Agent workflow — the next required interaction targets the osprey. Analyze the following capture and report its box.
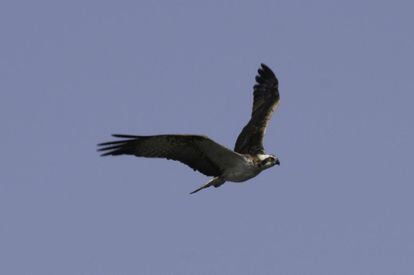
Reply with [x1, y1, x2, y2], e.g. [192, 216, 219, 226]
[98, 64, 281, 194]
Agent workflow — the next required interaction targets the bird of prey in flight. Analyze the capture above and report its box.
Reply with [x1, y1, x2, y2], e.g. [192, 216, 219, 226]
[98, 63, 281, 194]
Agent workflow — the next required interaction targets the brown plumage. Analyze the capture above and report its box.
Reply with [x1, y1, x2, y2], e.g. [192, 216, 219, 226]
[98, 134, 243, 177]
[234, 64, 280, 155]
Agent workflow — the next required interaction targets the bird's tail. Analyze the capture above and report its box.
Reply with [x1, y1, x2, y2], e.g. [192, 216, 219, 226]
[190, 177, 225, 194]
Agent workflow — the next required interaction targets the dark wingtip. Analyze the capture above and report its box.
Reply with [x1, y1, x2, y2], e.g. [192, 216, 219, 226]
[97, 134, 138, 157]
[260, 63, 269, 69]
[112, 134, 141, 138]
[98, 140, 125, 146]
[97, 145, 115, 157]
[97, 145, 122, 157]
[257, 63, 278, 86]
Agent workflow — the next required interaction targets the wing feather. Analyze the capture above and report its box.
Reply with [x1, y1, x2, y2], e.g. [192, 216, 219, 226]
[234, 64, 280, 155]
[98, 134, 242, 177]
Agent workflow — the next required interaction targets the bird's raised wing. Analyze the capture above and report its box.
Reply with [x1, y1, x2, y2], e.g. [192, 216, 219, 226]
[98, 134, 243, 177]
[234, 64, 280, 155]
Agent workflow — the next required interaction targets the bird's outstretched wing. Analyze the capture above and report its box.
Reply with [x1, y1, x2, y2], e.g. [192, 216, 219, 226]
[234, 64, 280, 155]
[98, 134, 243, 177]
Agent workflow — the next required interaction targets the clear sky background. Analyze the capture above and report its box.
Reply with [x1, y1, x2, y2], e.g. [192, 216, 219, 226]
[1, 0, 413, 274]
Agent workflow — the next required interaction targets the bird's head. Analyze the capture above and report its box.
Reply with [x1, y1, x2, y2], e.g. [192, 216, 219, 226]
[258, 154, 280, 169]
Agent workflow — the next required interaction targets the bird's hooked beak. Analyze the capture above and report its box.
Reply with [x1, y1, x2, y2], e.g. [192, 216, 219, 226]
[275, 158, 280, 166]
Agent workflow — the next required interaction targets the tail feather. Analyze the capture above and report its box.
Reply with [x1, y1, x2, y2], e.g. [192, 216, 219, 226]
[190, 185, 209, 194]
[190, 177, 225, 194]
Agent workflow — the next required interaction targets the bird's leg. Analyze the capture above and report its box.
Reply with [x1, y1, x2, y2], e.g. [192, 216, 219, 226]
[190, 177, 225, 194]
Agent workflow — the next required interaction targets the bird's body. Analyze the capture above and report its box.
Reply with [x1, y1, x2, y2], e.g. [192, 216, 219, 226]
[98, 64, 281, 194]
[222, 155, 259, 182]
[221, 154, 274, 182]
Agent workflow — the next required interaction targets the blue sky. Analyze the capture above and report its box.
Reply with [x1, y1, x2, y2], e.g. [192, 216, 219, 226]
[1, 0, 413, 274]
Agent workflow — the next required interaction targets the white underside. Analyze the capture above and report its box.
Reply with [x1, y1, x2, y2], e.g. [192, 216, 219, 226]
[221, 156, 261, 182]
